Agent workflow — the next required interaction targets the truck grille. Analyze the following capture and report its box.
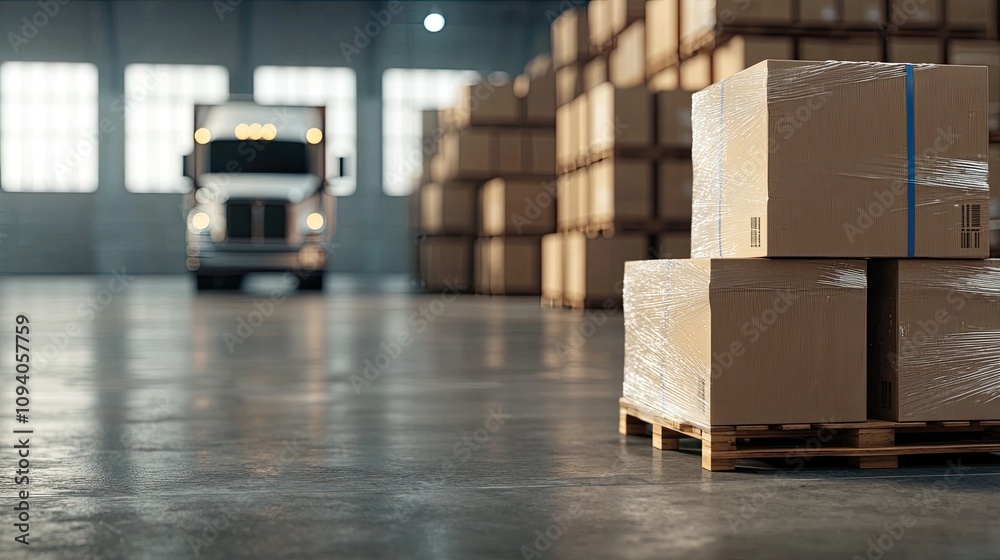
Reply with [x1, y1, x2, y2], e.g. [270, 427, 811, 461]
[226, 202, 288, 241]
[263, 204, 288, 240]
[227, 203, 253, 239]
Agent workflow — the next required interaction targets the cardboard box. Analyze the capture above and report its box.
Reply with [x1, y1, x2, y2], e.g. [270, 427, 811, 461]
[692, 60, 990, 258]
[990, 145, 1000, 220]
[557, 168, 590, 231]
[529, 129, 556, 176]
[565, 232, 648, 304]
[419, 236, 474, 292]
[609, 20, 646, 88]
[487, 236, 543, 295]
[541, 233, 564, 304]
[654, 232, 691, 258]
[553, 8, 590, 69]
[585, 55, 609, 92]
[525, 60, 556, 123]
[455, 81, 522, 127]
[497, 129, 524, 175]
[574, 93, 590, 163]
[798, 37, 882, 62]
[870, 260, 1000, 421]
[481, 177, 557, 236]
[646, 0, 680, 74]
[658, 160, 693, 222]
[713, 36, 794, 82]
[589, 83, 654, 155]
[556, 103, 573, 169]
[949, 40, 1000, 131]
[474, 237, 491, 295]
[433, 128, 493, 183]
[681, 0, 794, 49]
[623, 258, 868, 428]
[888, 38, 943, 64]
[948, 0, 995, 34]
[843, 0, 883, 26]
[573, 165, 590, 230]
[557, 173, 573, 231]
[589, 158, 654, 225]
[657, 90, 693, 148]
[799, 0, 840, 23]
[420, 182, 478, 235]
[679, 52, 711, 91]
[889, 0, 939, 27]
[556, 64, 583, 107]
[589, 0, 613, 53]
[611, 0, 646, 36]
[649, 67, 680, 92]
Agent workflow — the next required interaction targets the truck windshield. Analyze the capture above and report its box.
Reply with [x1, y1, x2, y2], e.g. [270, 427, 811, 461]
[208, 140, 309, 174]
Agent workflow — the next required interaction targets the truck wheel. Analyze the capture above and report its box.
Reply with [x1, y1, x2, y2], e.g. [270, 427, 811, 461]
[298, 273, 324, 291]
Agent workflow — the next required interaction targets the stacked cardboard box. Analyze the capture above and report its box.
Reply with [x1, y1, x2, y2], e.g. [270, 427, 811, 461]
[624, 60, 995, 433]
[547, 5, 696, 309]
[415, 60, 556, 293]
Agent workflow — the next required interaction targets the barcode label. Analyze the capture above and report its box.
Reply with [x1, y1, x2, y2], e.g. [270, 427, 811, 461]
[750, 216, 761, 248]
[881, 381, 892, 411]
[961, 204, 982, 249]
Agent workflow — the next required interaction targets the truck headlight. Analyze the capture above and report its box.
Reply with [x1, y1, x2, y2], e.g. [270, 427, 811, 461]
[306, 212, 325, 231]
[190, 211, 211, 232]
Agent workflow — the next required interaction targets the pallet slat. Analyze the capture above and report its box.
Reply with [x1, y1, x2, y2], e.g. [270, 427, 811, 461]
[619, 398, 1000, 472]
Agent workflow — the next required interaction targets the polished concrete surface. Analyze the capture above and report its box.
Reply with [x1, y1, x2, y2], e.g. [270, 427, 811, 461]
[1, 275, 1000, 560]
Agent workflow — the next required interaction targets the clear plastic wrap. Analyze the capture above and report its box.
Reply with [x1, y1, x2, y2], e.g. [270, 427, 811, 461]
[691, 60, 990, 259]
[872, 259, 1000, 422]
[623, 258, 868, 429]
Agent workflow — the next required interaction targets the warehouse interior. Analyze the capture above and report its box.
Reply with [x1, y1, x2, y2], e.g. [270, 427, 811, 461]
[3, 1, 1000, 559]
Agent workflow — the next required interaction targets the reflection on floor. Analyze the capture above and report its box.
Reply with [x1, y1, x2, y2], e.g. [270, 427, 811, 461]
[1, 275, 998, 560]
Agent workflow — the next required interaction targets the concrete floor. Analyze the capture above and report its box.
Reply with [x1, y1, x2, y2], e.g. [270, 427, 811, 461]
[1, 275, 999, 560]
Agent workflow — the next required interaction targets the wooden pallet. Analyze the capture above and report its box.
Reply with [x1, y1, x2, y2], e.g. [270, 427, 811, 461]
[619, 398, 1000, 471]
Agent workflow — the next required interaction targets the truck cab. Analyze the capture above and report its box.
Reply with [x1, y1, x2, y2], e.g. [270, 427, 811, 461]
[184, 102, 336, 291]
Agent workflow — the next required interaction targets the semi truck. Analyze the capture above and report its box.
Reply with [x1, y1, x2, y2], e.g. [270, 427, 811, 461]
[183, 102, 337, 291]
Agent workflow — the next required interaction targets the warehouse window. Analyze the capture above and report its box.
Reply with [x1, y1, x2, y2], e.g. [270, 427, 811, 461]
[0, 62, 99, 192]
[382, 69, 480, 196]
[254, 66, 357, 196]
[124, 64, 229, 193]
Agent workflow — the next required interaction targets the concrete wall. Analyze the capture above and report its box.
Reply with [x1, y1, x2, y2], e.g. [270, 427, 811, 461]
[0, 0, 562, 274]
